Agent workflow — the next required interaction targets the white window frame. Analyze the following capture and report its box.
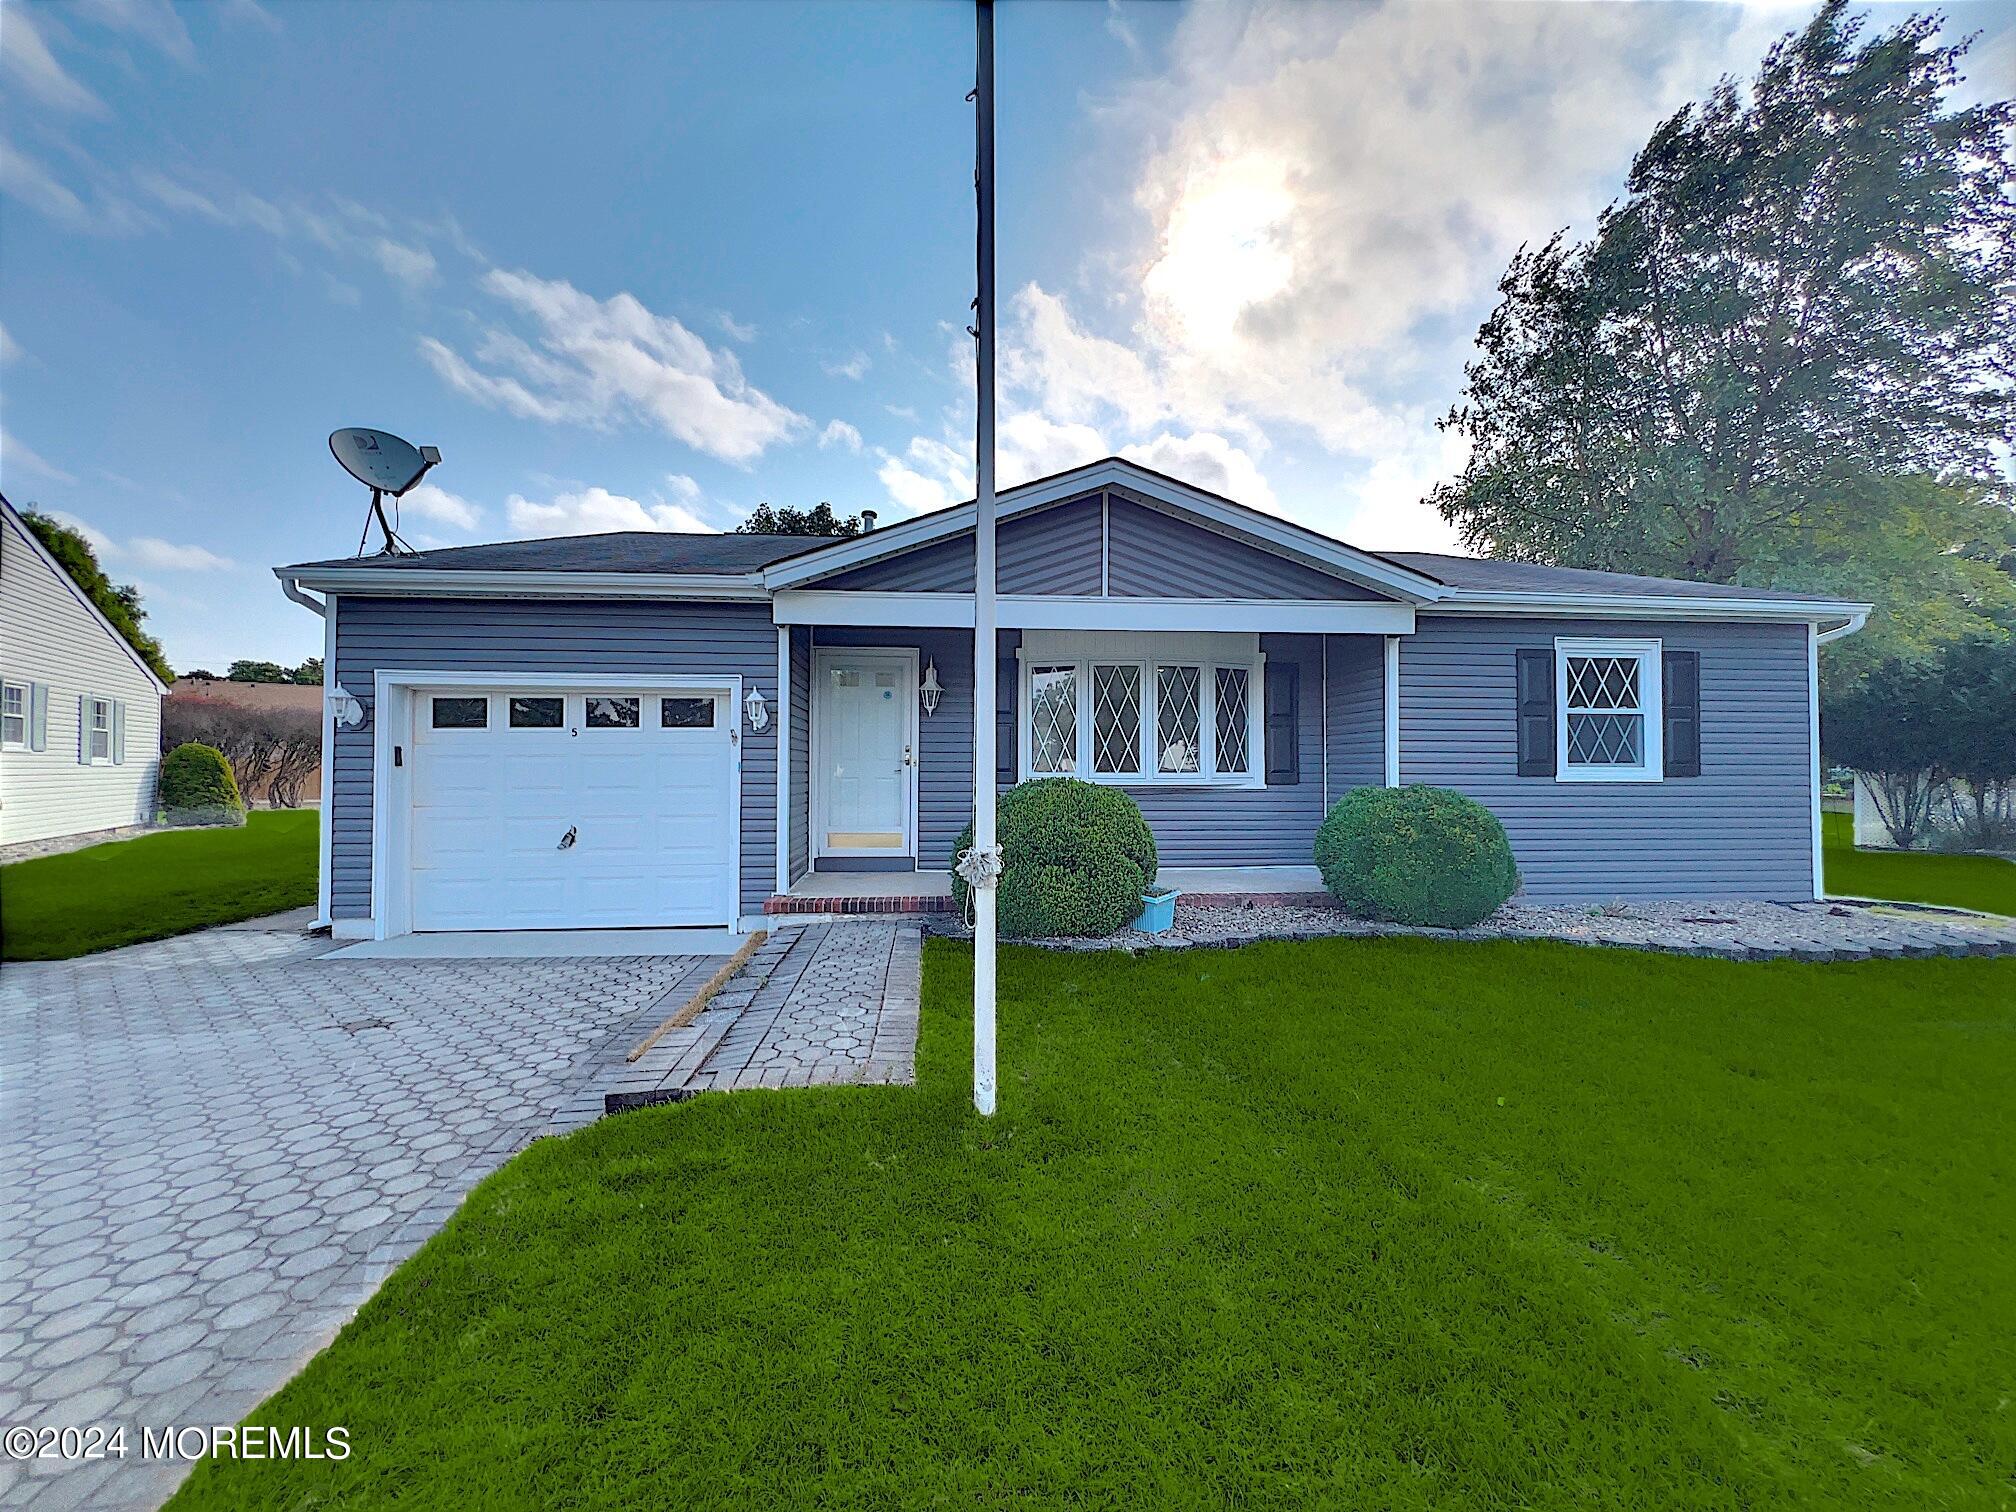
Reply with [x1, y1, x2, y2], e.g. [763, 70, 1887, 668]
[1554, 637, 1662, 783]
[1019, 651, 1265, 790]
[1, 681, 26, 750]
[88, 696, 113, 763]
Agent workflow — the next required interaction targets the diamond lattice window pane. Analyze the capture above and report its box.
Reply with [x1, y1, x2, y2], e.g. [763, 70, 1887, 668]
[1565, 656, 1639, 711]
[1091, 664, 1141, 774]
[1214, 667, 1250, 773]
[1157, 665, 1201, 773]
[1030, 666, 1078, 773]
[1566, 711, 1644, 766]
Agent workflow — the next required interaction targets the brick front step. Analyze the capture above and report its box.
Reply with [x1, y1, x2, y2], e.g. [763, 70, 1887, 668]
[765, 894, 954, 915]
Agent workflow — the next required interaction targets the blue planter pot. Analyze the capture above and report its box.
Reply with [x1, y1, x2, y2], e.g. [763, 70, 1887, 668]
[1131, 887, 1179, 933]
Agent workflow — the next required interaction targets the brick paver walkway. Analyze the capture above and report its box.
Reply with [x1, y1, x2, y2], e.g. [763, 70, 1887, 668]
[0, 920, 718, 1511]
[590, 923, 920, 1116]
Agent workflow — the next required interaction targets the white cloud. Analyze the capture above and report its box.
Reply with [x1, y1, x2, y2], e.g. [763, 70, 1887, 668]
[399, 483, 481, 531]
[42, 510, 233, 570]
[423, 269, 809, 464]
[823, 352, 871, 381]
[663, 473, 703, 505]
[2, 429, 78, 485]
[875, 438, 970, 517]
[716, 311, 757, 342]
[125, 537, 234, 571]
[74, 0, 196, 66]
[0, 6, 107, 116]
[0, 139, 152, 235]
[505, 486, 715, 539]
[0, 324, 21, 364]
[371, 237, 437, 290]
[818, 419, 863, 452]
[1121, 432, 1276, 512]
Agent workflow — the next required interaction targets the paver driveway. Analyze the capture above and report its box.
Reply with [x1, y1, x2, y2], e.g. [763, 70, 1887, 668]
[0, 917, 719, 1510]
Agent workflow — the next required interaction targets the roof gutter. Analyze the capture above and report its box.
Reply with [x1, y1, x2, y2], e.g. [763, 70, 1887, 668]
[275, 570, 326, 617]
[273, 566, 770, 600]
[1425, 589, 1875, 625]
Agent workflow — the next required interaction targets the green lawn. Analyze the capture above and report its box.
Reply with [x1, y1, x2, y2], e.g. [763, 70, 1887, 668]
[174, 937, 2013, 1510]
[1, 809, 317, 960]
[1824, 809, 2016, 916]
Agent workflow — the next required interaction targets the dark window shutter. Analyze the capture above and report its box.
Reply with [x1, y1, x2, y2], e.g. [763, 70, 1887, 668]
[1663, 649, 1701, 777]
[996, 651, 1016, 786]
[1264, 662, 1299, 785]
[1515, 649, 1554, 777]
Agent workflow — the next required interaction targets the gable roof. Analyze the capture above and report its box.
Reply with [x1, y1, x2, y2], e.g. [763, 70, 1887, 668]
[758, 457, 1445, 601]
[1, 495, 170, 694]
[1383, 551, 1853, 605]
[283, 530, 840, 575]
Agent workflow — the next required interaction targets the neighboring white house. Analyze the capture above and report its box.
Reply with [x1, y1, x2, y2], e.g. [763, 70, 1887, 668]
[0, 495, 167, 847]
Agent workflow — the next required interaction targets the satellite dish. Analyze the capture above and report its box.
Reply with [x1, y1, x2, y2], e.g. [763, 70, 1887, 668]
[327, 427, 441, 556]
[329, 428, 438, 496]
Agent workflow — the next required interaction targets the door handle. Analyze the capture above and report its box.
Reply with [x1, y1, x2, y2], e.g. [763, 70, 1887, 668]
[902, 745, 914, 767]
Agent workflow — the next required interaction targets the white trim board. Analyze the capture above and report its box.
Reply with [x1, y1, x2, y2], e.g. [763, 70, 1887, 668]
[773, 590, 1416, 635]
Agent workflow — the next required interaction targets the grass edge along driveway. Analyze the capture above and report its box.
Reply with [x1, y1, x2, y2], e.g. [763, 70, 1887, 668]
[1, 809, 317, 960]
[172, 935, 2013, 1510]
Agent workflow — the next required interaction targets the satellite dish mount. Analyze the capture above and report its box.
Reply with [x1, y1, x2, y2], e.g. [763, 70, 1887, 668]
[327, 428, 442, 556]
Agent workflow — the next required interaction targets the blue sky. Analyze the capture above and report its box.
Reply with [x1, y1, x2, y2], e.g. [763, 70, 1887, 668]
[3, 0, 2010, 671]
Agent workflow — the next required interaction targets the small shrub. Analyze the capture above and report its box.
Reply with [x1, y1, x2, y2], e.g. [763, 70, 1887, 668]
[1314, 785, 1519, 928]
[159, 742, 246, 827]
[952, 778, 1157, 937]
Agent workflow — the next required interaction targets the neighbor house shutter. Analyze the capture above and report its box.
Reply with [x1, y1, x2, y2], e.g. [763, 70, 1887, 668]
[28, 682, 47, 751]
[78, 695, 91, 765]
[1663, 649, 1701, 778]
[1264, 662, 1299, 785]
[112, 701, 126, 764]
[996, 646, 1016, 786]
[1515, 650, 1555, 777]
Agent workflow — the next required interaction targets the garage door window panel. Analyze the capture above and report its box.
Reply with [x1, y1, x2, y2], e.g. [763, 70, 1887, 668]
[586, 696, 640, 729]
[431, 696, 488, 730]
[508, 696, 564, 729]
[661, 697, 716, 728]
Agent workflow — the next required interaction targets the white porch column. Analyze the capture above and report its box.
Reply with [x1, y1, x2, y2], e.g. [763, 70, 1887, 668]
[776, 624, 791, 897]
[1383, 633, 1401, 786]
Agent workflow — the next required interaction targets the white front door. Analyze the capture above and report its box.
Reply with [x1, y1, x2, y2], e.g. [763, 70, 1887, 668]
[408, 687, 736, 930]
[815, 650, 914, 857]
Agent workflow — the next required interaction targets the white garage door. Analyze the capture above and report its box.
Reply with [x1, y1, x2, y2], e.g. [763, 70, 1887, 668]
[409, 687, 736, 931]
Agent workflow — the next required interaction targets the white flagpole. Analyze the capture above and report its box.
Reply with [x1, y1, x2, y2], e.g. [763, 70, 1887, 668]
[968, 0, 1000, 1116]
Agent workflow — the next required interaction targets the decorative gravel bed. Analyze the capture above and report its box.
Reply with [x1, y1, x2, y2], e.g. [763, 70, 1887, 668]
[928, 895, 2016, 962]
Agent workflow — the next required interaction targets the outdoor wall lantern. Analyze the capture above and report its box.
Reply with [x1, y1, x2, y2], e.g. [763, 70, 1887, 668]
[328, 684, 367, 730]
[744, 686, 770, 732]
[920, 659, 943, 717]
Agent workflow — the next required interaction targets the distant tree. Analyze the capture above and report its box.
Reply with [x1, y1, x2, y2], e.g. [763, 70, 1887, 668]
[182, 668, 219, 682]
[735, 502, 863, 537]
[227, 659, 290, 684]
[1936, 633, 2016, 847]
[1822, 652, 1951, 849]
[1431, 3, 2015, 587]
[18, 508, 175, 684]
[291, 657, 323, 686]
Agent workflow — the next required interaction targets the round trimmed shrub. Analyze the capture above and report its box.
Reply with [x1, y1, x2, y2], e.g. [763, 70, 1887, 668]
[1314, 785, 1518, 928]
[951, 778, 1157, 937]
[159, 742, 245, 826]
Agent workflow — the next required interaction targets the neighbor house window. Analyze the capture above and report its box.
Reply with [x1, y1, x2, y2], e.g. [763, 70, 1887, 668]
[1024, 648, 1263, 787]
[89, 698, 111, 761]
[1556, 638, 1661, 782]
[1, 683, 24, 749]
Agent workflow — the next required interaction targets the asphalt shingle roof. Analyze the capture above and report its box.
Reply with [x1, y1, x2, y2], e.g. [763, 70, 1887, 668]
[1380, 551, 1849, 603]
[285, 531, 842, 575]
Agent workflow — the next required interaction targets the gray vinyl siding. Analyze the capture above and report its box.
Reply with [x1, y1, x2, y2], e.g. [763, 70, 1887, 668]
[820, 496, 1102, 594]
[329, 597, 780, 921]
[1104, 498, 1384, 601]
[1325, 634, 1386, 799]
[1399, 616, 1813, 900]
[788, 625, 811, 883]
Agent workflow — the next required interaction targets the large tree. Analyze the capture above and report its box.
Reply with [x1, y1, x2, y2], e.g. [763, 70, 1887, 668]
[1430, 2, 2014, 590]
[19, 508, 174, 684]
[734, 502, 863, 537]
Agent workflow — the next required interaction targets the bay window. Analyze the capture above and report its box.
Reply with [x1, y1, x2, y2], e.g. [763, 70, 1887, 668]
[1020, 635, 1264, 788]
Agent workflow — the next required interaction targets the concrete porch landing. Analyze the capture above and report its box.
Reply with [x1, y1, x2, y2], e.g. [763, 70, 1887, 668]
[766, 864, 1328, 916]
